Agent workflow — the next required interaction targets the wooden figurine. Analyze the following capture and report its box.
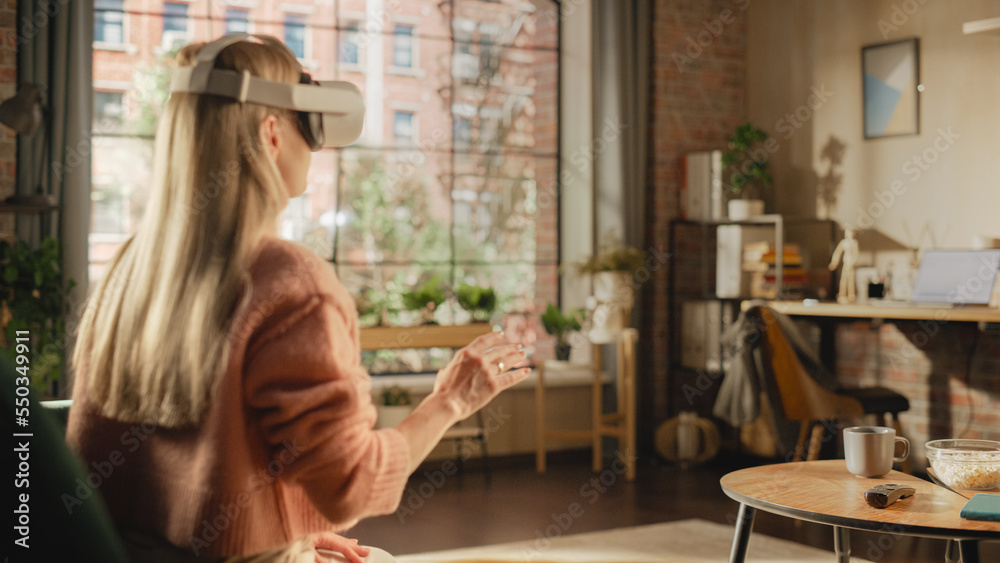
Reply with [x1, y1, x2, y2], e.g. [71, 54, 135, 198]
[828, 226, 860, 303]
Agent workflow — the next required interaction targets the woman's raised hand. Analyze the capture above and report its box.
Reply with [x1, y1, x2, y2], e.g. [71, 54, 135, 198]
[431, 331, 529, 421]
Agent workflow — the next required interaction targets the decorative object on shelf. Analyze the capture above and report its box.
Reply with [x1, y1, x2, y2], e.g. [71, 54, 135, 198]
[0, 84, 43, 134]
[540, 303, 584, 361]
[721, 123, 773, 220]
[402, 275, 446, 325]
[0, 84, 57, 208]
[828, 226, 860, 303]
[572, 233, 644, 344]
[862, 38, 920, 139]
[455, 283, 497, 323]
[655, 411, 720, 468]
[375, 384, 413, 429]
[0, 237, 76, 395]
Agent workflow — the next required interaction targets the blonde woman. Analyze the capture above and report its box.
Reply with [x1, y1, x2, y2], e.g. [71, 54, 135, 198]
[67, 35, 528, 562]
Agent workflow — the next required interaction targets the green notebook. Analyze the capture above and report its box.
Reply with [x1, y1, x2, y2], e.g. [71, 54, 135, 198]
[960, 493, 1000, 522]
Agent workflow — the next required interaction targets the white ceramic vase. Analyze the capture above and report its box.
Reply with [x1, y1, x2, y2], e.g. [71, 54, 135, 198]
[727, 199, 765, 220]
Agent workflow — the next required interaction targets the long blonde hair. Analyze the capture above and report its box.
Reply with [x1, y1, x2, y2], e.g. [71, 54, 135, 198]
[75, 37, 301, 427]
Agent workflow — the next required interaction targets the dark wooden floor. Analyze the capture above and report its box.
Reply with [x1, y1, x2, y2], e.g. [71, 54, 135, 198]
[346, 450, 999, 562]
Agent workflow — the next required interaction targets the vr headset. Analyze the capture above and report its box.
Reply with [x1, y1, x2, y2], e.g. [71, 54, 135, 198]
[168, 33, 364, 150]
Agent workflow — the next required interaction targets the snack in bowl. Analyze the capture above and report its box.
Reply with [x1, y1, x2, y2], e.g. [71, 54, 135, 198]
[925, 439, 1000, 491]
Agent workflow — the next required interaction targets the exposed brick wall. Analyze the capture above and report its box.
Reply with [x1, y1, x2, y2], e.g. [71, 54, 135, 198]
[836, 321, 1000, 468]
[640, 0, 747, 445]
[0, 0, 15, 234]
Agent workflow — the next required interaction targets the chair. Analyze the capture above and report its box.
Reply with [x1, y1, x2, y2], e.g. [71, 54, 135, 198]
[750, 306, 910, 467]
[2, 361, 131, 562]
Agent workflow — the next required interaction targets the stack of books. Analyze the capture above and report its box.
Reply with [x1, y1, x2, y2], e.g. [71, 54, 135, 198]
[743, 242, 808, 298]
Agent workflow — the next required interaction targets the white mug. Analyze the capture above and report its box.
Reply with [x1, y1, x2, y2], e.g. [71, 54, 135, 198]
[843, 426, 909, 478]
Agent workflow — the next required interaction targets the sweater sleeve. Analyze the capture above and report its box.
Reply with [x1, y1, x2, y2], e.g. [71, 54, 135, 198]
[243, 291, 410, 527]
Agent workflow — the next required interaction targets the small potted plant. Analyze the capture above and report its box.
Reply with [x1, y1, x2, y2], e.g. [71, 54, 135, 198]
[721, 122, 773, 220]
[375, 385, 413, 429]
[402, 275, 446, 325]
[541, 303, 584, 361]
[572, 233, 645, 310]
[455, 283, 497, 323]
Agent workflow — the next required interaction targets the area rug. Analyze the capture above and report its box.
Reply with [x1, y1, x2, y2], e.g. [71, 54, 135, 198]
[397, 518, 869, 563]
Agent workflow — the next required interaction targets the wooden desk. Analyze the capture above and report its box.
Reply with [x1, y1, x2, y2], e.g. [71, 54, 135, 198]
[758, 300, 1000, 323]
[721, 460, 1000, 563]
[744, 300, 1000, 370]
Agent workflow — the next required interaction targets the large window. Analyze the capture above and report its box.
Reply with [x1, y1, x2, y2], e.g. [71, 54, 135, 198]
[90, 1, 561, 371]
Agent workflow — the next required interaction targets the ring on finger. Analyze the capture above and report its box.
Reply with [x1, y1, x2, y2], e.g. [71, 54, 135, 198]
[497, 361, 505, 373]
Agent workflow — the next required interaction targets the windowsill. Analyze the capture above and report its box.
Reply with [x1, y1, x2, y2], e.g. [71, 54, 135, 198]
[369, 364, 609, 395]
[94, 42, 139, 55]
[387, 66, 426, 78]
[339, 62, 364, 74]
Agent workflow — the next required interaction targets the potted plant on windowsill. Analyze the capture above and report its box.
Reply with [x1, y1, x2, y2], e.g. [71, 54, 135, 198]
[375, 385, 413, 429]
[541, 303, 584, 361]
[402, 275, 446, 325]
[455, 283, 497, 324]
[721, 122, 773, 220]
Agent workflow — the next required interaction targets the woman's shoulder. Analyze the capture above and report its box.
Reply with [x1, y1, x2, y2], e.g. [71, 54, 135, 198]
[248, 236, 351, 309]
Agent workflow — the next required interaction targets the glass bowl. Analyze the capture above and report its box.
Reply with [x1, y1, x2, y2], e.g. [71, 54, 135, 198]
[925, 439, 1000, 491]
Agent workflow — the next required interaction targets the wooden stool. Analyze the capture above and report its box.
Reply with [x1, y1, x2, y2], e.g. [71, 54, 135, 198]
[535, 328, 638, 480]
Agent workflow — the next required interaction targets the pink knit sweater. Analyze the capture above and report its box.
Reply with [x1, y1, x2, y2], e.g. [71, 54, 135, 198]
[66, 237, 411, 557]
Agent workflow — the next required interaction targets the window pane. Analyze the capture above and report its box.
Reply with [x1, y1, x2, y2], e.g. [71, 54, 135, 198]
[392, 25, 414, 68]
[454, 0, 559, 49]
[336, 150, 452, 265]
[452, 153, 556, 263]
[285, 14, 307, 58]
[378, 36, 451, 150]
[224, 8, 249, 35]
[450, 46, 557, 155]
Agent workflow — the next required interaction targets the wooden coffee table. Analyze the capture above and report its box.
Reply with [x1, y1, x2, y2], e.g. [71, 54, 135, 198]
[720, 460, 1000, 563]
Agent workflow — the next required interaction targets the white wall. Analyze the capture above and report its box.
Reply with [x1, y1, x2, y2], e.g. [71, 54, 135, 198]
[748, 0, 1000, 275]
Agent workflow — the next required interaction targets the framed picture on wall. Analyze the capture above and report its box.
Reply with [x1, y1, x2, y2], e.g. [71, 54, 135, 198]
[862, 38, 920, 139]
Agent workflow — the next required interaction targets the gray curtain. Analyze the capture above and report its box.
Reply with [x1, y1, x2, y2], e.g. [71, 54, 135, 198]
[17, 0, 93, 393]
[592, 0, 650, 316]
[592, 0, 651, 449]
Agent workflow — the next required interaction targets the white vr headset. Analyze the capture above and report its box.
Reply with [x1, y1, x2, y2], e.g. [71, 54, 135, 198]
[168, 33, 364, 149]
